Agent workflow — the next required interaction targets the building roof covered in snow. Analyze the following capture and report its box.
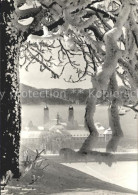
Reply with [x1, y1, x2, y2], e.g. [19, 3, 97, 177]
[103, 128, 112, 135]
[66, 128, 112, 138]
[21, 130, 46, 139]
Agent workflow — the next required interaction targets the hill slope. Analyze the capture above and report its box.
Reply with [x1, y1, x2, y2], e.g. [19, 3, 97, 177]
[20, 83, 136, 105]
[3, 146, 137, 195]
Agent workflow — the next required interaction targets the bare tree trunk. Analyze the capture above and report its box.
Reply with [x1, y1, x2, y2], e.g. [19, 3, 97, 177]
[80, 1, 131, 153]
[1, 1, 22, 178]
[79, 89, 98, 152]
[106, 73, 123, 152]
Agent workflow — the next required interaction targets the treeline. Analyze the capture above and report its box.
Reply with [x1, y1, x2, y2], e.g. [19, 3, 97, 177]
[20, 84, 137, 105]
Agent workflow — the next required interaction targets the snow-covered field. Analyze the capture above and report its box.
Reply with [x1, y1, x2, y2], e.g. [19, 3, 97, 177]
[2, 159, 137, 195]
[63, 161, 138, 192]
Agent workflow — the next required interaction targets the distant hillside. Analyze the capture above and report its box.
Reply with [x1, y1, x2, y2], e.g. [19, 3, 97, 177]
[20, 83, 136, 105]
[20, 83, 89, 105]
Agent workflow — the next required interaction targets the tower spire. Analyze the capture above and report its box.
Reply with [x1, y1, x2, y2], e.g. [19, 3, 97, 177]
[44, 104, 49, 125]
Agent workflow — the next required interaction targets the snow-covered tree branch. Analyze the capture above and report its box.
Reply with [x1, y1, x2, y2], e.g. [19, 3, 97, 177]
[17, 0, 138, 153]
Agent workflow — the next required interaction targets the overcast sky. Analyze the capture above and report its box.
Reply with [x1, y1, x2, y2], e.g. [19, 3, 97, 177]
[20, 48, 124, 89]
[20, 61, 93, 89]
[20, 63, 123, 89]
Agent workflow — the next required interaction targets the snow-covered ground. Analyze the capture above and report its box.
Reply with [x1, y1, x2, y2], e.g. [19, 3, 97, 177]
[63, 161, 138, 192]
[2, 159, 137, 195]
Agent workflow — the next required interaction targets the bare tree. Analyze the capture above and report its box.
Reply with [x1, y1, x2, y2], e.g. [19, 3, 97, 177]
[18, 0, 138, 153]
[1, 0, 138, 177]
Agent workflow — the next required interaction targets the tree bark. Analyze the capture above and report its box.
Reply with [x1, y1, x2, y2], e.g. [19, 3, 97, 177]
[79, 89, 99, 152]
[106, 73, 123, 152]
[1, 1, 21, 178]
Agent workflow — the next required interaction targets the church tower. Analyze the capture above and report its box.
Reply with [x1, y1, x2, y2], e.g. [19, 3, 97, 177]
[44, 105, 49, 125]
[68, 105, 74, 123]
